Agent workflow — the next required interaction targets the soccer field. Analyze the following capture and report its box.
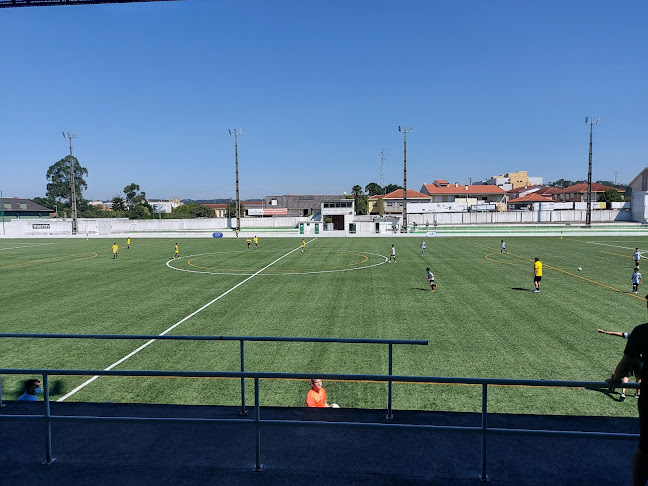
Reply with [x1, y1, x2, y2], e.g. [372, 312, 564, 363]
[1, 235, 645, 417]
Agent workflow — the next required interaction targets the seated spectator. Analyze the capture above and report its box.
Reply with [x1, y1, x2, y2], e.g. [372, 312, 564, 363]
[306, 378, 330, 408]
[17, 379, 41, 401]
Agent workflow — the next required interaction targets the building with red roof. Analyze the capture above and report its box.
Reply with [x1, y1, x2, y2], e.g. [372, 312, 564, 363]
[420, 181, 506, 204]
[553, 183, 624, 202]
[368, 189, 431, 215]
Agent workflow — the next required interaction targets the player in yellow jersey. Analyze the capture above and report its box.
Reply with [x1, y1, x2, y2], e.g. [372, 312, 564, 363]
[254, 235, 258, 248]
[112, 242, 118, 259]
[246, 238, 252, 249]
[533, 257, 542, 292]
[127, 237, 131, 250]
[174, 243, 179, 259]
[301, 239, 306, 253]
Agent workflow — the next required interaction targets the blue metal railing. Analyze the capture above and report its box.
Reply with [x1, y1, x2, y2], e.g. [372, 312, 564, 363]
[0, 367, 639, 480]
[0, 333, 428, 418]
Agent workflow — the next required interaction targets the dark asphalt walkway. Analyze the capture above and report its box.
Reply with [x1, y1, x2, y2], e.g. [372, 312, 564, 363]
[0, 401, 639, 485]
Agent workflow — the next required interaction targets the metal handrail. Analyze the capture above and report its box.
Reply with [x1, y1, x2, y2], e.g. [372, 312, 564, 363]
[0, 333, 428, 417]
[0, 367, 638, 479]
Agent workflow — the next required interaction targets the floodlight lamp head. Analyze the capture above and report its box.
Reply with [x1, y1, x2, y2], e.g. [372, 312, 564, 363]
[597, 117, 600, 124]
[585, 117, 588, 124]
[228, 129, 232, 135]
[398, 126, 402, 132]
[62, 131, 65, 138]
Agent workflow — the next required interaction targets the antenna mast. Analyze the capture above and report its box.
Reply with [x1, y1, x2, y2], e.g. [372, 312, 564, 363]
[380, 149, 385, 192]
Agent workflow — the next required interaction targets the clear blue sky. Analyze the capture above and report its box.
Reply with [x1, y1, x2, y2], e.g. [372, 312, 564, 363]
[1, 0, 646, 201]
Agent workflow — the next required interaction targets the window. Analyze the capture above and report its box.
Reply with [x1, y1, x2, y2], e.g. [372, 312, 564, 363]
[270, 199, 277, 206]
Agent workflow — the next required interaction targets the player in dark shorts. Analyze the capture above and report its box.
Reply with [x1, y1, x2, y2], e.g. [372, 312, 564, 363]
[426, 268, 436, 293]
[607, 301, 648, 485]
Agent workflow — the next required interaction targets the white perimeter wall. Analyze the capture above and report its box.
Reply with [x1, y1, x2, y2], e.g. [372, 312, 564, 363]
[0, 210, 638, 237]
[407, 210, 632, 225]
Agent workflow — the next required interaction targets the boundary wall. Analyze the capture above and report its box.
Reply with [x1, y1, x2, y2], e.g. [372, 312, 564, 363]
[0, 211, 644, 238]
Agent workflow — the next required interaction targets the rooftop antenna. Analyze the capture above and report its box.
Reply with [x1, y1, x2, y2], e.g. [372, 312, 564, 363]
[62, 131, 78, 235]
[584, 116, 600, 228]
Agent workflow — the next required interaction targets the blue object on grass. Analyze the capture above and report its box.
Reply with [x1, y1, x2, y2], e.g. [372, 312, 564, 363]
[212, 232, 223, 238]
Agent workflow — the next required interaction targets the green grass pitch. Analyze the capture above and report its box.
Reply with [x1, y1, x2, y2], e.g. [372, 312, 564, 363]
[1, 235, 645, 417]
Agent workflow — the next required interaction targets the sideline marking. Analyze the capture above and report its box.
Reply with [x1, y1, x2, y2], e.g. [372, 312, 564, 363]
[0, 243, 55, 251]
[57, 240, 316, 402]
[168, 249, 387, 276]
[587, 242, 643, 252]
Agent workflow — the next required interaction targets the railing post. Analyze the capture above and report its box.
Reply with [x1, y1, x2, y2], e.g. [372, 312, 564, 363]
[0, 374, 5, 408]
[239, 340, 247, 416]
[253, 376, 262, 471]
[42, 374, 56, 465]
[479, 383, 489, 482]
[386, 343, 393, 419]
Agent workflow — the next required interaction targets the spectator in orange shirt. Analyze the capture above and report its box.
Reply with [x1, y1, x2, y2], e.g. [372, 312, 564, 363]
[306, 378, 330, 408]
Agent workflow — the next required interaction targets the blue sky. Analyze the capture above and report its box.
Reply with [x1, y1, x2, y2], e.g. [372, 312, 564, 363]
[1, 0, 646, 201]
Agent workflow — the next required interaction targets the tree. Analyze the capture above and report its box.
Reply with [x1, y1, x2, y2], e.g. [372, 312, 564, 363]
[365, 182, 383, 196]
[598, 189, 624, 208]
[350, 185, 367, 215]
[123, 183, 146, 208]
[170, 203, 215, 219]
[111, 196, 127, 212]
[32, 196, 56, 210]
[45, 157, 88, 205]
[129, 203, 152, 219]
[383, 183, 403, 194]
[226, 201, 245, 218]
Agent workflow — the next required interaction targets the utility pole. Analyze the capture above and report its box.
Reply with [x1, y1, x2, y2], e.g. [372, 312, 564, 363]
[62, 131, 78, 234]
[380, 149, 385, 193]
[398, 126, 412, 232]
[584, 117, 599, 227]
[228, 129, 242, 232]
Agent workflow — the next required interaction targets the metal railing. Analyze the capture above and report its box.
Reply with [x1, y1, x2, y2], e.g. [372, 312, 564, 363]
[0, 367, 638, 481]
[0, 333, 428, 417]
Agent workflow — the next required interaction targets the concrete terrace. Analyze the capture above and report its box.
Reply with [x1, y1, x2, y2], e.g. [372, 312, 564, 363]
[0, 401, 639, 485]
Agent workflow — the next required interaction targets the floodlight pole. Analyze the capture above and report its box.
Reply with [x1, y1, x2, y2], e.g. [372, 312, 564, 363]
[398, 125, 412, 232]
[63, 132, 78, 235]
[585, 117, 599, 228]
[229, 129, 242, 232]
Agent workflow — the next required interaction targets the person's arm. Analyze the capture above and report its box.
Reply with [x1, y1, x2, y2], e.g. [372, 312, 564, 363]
[607, 354, 635, 383]
[597, 329, 625, 338]
[306, 391, 315, 407]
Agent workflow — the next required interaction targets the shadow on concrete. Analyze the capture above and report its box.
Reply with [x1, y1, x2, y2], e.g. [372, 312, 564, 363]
[0, 401, 639, 485]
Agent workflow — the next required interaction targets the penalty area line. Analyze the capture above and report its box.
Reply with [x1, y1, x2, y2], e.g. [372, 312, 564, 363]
[57, 239, 316, 402]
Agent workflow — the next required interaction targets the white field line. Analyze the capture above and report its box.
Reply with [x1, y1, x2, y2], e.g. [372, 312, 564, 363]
[586, 242, 643, 252]
[0, 243, 55, 251]
[57, 239, 316, 402]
